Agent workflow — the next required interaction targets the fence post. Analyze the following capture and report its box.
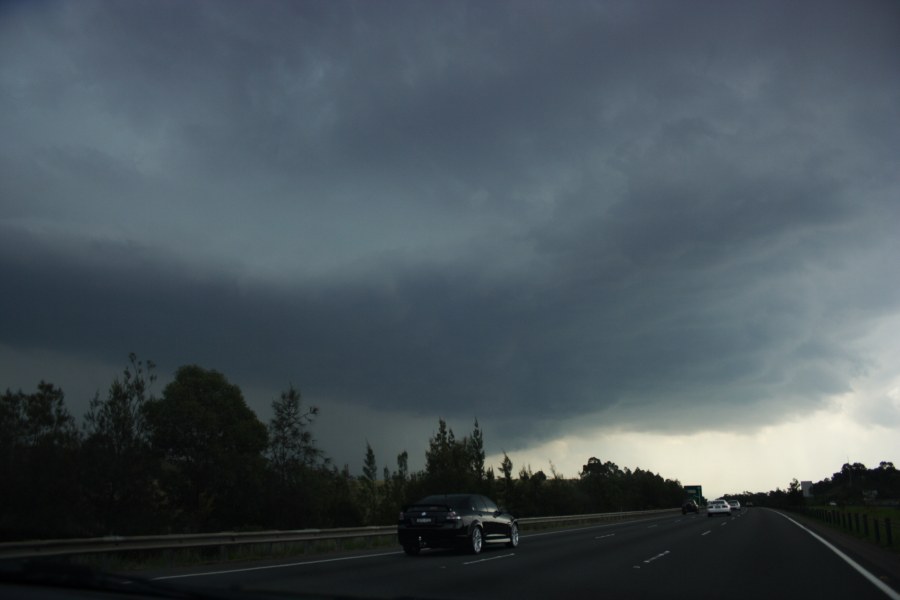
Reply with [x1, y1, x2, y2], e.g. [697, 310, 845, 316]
[863, 515, 869, 537]
[886, 518, 893, 547]
[874, 520, 881, 544]
[854, 513, 860, 533]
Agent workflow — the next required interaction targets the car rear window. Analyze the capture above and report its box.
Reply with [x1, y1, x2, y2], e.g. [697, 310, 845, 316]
[480, 496, 498, 512]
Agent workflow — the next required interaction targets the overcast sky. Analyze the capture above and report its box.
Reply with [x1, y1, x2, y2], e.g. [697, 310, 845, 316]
[2, 0, 899, 498]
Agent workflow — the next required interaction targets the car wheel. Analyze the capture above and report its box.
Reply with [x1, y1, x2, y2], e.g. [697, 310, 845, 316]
[469, 526, 483, 554]
[403, 542, 420, 556]
[507, 522, 519, 548]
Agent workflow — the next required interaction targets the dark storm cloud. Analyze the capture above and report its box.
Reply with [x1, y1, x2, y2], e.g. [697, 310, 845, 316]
[2, 0, 900, 452]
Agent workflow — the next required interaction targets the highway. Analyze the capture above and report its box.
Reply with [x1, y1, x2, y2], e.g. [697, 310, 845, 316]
[153, 508, 900, 600]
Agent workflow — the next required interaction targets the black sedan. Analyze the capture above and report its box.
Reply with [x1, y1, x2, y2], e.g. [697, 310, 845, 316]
[398, 493, 519, 555]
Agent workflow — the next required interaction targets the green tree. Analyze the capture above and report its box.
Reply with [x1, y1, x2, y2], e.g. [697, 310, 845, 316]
[397, 450, 409, 481]
[499, 452, 515, 507]
[143, 365, 268, 532]
[362, 442, 378, 483]
[787, 478, 804, 506]
[264, 385, 334, 529]
[262, 384, 331, 529]
[267, 385, 322, 480]
[424, 419, 487, 492]
[81, 353, 159, 534]
[359, 442, 379, 524]
[469, 419, 485, 484]
[322, 464, 364, 527]
[0, 382, 82, 539]
[580, 458, 625, 511]
[375, 450, 413, 524]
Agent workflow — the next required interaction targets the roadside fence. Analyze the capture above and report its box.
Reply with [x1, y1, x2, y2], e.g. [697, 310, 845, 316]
[801, 506, 897, 550]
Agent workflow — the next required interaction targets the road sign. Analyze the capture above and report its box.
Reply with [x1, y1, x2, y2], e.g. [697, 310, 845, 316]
[684, 485, 702, 501]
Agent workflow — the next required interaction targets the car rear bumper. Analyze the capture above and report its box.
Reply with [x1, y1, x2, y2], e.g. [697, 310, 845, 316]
[398, 525, 468, 548]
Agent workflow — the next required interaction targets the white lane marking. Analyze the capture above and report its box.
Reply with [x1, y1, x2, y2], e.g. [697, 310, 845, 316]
[523, 523, 626, 538]
[647, 524, 658, 529]
[463, 553, 515, 565]
[595, 534, 616, 540]
[151, 551, 403, 580]
[643, 550, 670, 564]
[701, 531, 711, 536]
[720, 522, 728, 526]
[772, 511, 900, 600]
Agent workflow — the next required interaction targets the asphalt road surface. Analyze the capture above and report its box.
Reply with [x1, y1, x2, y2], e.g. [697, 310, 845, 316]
[153, 508, 900, 600]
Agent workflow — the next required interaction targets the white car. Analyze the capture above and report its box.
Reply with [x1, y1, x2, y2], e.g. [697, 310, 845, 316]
[728, 500, 742, 511]
[707, 500, 731, 517]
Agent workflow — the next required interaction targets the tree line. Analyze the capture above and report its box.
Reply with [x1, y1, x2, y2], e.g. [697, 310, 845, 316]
[0, 354, 685, 541]
[809, 461, 899, 505]
[720, 461, 899, 510]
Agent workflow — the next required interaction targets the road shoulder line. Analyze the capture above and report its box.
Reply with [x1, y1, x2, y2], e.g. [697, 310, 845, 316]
[772, 510, 899, 600]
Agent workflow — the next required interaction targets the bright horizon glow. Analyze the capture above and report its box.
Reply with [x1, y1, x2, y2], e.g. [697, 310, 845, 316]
[485, 402, 900, 501]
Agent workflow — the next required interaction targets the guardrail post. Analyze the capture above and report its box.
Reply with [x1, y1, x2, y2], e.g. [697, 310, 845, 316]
[862, 514, 869, 537]
[854, 513, 859, 533]
[886, 518, 893, 547]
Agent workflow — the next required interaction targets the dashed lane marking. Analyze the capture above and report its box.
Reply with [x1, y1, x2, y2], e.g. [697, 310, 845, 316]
[463, 553, 515, 565]
[643, 550, 670, 564]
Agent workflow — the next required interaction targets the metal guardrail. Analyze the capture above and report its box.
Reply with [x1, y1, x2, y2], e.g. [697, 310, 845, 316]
[0, 508, 679, 560]
[519, 508, 677, 526]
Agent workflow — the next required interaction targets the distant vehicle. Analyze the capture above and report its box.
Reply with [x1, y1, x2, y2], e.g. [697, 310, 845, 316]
[728, 499, 742, 511]
[398, 493, 519, 555]
[707, 499, 731, 517]
[682, 500, 699, 514]
[745, 501, 754, 508]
